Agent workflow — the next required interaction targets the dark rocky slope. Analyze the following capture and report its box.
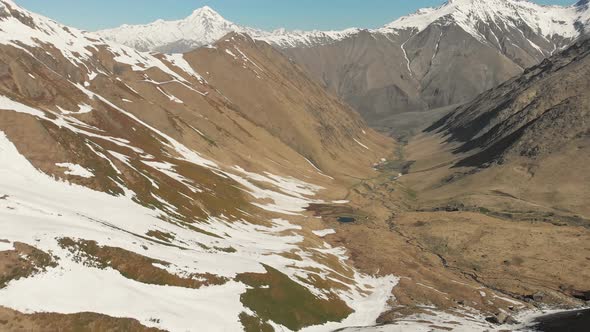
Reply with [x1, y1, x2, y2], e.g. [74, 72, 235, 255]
[427, 37, 590, 168]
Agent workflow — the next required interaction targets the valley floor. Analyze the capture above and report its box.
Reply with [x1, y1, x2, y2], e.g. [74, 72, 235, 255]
[2, 131, 587, 331]
[311, 133, 590, 330]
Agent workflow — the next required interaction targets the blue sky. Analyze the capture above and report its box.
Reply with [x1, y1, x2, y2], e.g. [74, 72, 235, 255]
[14, 0, 578, 31]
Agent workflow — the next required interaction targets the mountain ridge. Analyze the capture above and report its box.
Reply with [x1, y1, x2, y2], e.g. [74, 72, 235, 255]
[96, 0, 590, 130]
[96, 0, 590, 53]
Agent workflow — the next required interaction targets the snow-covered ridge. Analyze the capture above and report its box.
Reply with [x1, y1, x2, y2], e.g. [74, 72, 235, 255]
[96, 0, 590, 53]
[382, 0, 590, 40]
[96, 5, 357, 51]
[97, 6, 263, 52]
[0, 0, 196, 77]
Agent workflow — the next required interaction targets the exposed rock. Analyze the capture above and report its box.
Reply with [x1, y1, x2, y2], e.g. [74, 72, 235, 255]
[485, 312, 518, 325]
[428, 38, 590, 169]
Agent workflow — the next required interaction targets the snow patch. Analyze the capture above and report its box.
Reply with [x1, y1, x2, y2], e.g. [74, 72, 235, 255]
[0, 240, 14, 251]
[354, 138, 370, 150]
[163, 53, 206, 84]
[332, 200, 350, 204]
[55, 163, 94, 178]
[312, 229, 336, 237]
[0, 130, 399, 331]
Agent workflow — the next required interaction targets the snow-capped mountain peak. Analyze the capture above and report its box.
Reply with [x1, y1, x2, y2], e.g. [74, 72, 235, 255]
[0, 0, 15, 8]
[383, 0, 589, 41]
[97, 6, 360, 52]
[186, 5, 227, 25]
[96, 6, 250, 52]
[96, 0, 590, 54]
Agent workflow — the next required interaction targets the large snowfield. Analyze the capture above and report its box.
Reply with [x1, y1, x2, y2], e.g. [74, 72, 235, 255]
[0, 126, 397, 331]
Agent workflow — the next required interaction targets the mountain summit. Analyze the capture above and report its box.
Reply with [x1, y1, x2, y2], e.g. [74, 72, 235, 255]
[98, 0, 590, 54]
[97, 6, 361, 52]
[384, 0, 588, 43]
[281, 0, 590, 131]
[97, 6, 260, 53]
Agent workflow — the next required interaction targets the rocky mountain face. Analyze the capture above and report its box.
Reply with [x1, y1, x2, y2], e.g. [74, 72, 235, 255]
[98, 0, 590, 130]
[429, 36, 590, 169]
[366, 39, 590, 312]
[422, 36, 590, 219]
[0, 1, 397, 331]
[284, 0, 590, 128]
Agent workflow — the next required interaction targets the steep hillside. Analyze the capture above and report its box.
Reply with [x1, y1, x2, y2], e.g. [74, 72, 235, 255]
[428, 37, 590, 168]
[0, 1, 397, 331]
[3, 1, 590, 331]
[325, 39, 590, 321]
[412, 36, 590, 221]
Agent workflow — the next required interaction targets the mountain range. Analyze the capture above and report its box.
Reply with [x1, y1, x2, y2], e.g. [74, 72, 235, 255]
[98, 0, 590, 133]
[1, 0, 590, 331]
[96, 6, 362, 52]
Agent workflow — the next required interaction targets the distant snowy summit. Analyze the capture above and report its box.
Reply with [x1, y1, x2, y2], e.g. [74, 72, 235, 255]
[96, 6, 360, 52]
[382, 0, 590, 42]
[97, 0, 590, 53]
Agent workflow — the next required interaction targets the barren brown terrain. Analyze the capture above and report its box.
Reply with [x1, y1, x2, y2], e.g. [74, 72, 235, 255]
[312, 132, 590, 325]
[1, 1, 589, 330]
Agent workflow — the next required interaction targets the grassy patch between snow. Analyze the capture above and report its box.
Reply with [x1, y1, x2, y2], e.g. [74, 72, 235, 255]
[58, 238, 227, 289]
[236, 264, 352, 331]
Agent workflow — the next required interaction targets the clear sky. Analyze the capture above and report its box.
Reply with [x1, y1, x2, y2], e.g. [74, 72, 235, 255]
[14, 0, 579, 32]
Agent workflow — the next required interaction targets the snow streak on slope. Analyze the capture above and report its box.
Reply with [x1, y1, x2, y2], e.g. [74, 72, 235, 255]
[0, 0, 208, 92]
[0, 0, 97, 65]
[0, 110, 397, 331]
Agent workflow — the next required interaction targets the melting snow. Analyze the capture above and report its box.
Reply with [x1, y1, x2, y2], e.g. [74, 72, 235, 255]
[0, 239, 14, 251]
[225, 48, 237, 58]
[312, 229, 336, 237]
[332, 200, 350, 204]
[163, 53, 206, 84]
[354, 138, 370, 150]
[0, 129, 398, 331]
[57, 103, 93, 115]
[55, 163, 94, 178]
[156, 86, 183, 104]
